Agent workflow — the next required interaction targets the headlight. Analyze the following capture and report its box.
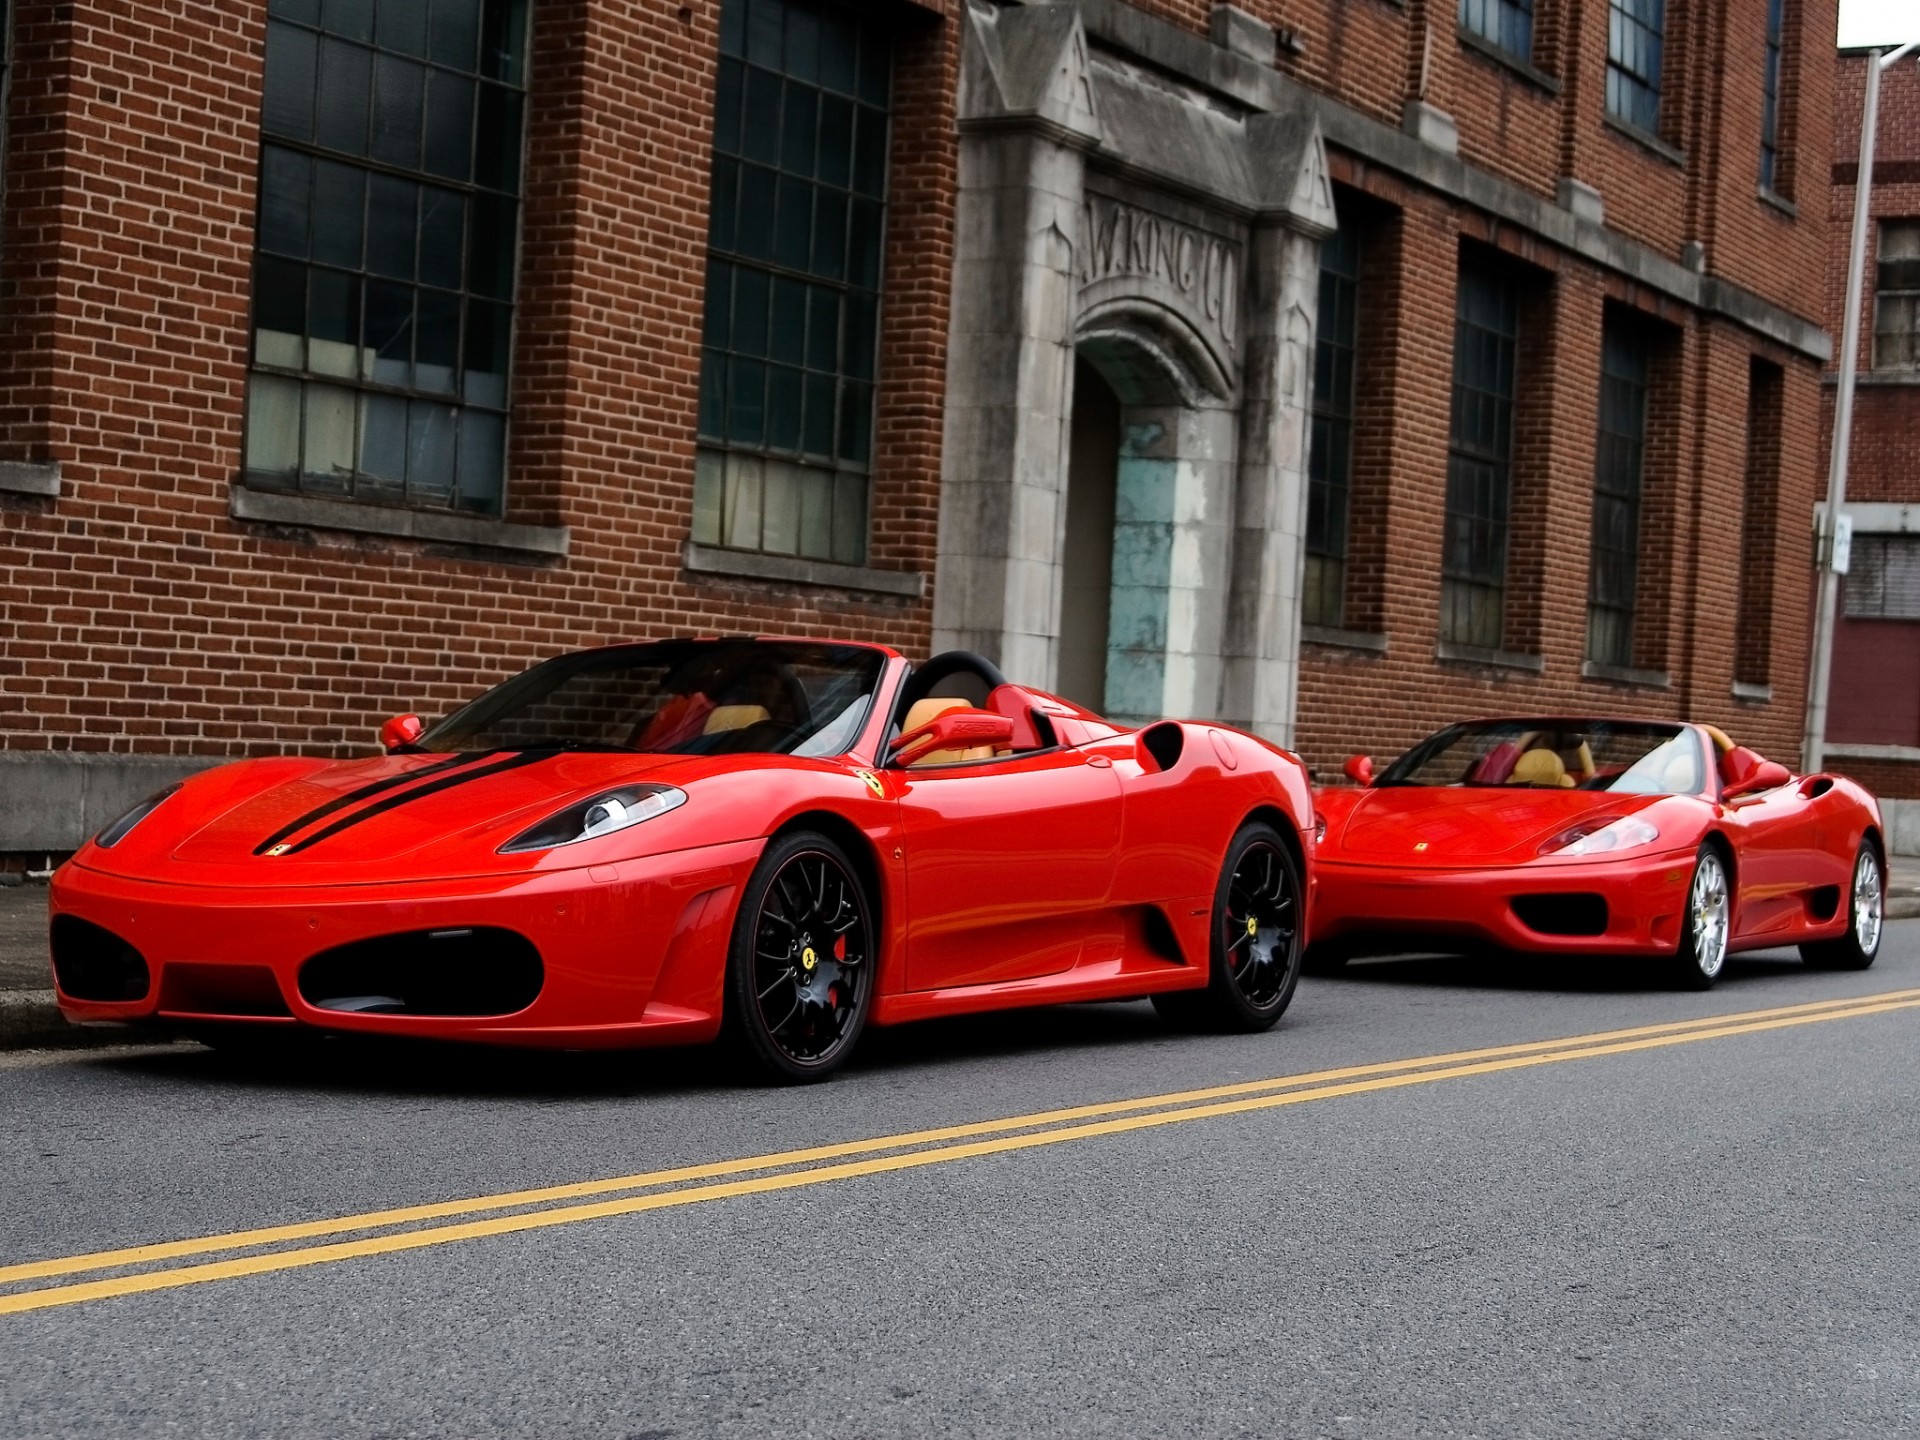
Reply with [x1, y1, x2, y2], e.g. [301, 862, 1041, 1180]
[1540, 816, 1660, 858]
[94, 785, 181, 849]
[499, 784, 686, 854]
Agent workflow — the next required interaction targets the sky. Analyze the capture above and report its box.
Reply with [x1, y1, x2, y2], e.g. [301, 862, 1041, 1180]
[1840, 0, 1920, 46]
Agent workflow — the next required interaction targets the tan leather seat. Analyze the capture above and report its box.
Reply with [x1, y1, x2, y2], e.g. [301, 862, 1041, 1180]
[900, 696, 1000, 766]
[702, 703, 771, 735]
[1509, 748, 1573, 788]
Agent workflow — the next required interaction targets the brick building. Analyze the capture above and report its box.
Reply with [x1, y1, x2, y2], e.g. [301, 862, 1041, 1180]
[0, 0, 1838, 858]
[1823, 45, 1920, 828]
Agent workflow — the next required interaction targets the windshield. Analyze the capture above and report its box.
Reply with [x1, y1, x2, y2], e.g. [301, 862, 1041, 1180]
[419, 641, 887, 757]
[1379, 720, 1703, 795]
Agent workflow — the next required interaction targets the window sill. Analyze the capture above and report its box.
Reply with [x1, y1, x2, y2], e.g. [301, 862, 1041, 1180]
[1757, 187, 1798, 220]
[1838, 371, 1920, 388]
[1581, 659, 1671, 689]
[1302, 624, 1388, 654]
[1602, 113, 1686, 169]
[1731, 681, 1773, 705]
[683, 541, 925, 598]
[1824, 742, 1920, 764]
[0, 461, 61, 498]
[1434, 641, 1543, 673]
[230, 485, 570, 559]
[1456, 27, 1561, 95]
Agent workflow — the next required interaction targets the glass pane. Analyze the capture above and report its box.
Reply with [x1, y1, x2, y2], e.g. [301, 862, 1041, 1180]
[430, 0, 481, 69]
[819, 11, 857, 94]
[762, 457, 799, 553]
[311, 160, 367, 267]
[742, 68, 782, 167]
[475, 84, 523, 191]
[802, 371, 835, 456]
[372, 55, 426, 168]
[715, 59, 744, 159]
[816, 95, 852, 188]
[746, 0, 783, 67]
[843, 290, 876, 380]
[781, 81, 818, 177]
[699, 353, 728, 439]
[798, 464, 832, 558]
[302, 382, 358, 487]
[307, 268, 362, 377]
[456, 409, 505, 510]
[407, 400, 458, 502]
[415, 288, 461, 393]
[469, 195, 517, 300]
[315, 37, 373, 156]
[693, 448, 725, 544]
[831, 470, 866, 564]
[322, 0, 374, 41]
[255, 256, 308, 366]
[767, 364, 803, 452]
[723, 451, 765, 548]
[376, 0, 429, 56]
[806, 286, 838, 371]
[838, 380, 871, 464]
[247, 375, 304, 474]
[271, 0, 322, 23]
[708, 159, 739, 255]
[769, 276, 806, 365]
[365, 280, 414, 384]
[479, 0, 528, 85]
[810, 191, 846, 280]
[259, 146, 314, 259]
[424, 70, 475, 179]
[464, 299, 511, 406]
[719, 0, 746, 58]
[358, 391, 409, 484]
[729, 358, 767, 445]
[703, 260, 732, 349]
[852, 108, 886, 197]
[774, 175, 812, 270]
[263, 23, 318, 142]
[847, 199, 882, 289]
[731, 266, 769, 357]
[786, 7, 818, 82]
[367, 174, 419, 278]
[419, 188, 466, 288]
[733, 167, 776, 262]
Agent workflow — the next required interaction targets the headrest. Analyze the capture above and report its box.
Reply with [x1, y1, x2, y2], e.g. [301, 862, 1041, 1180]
[902, 696, 969, 734]
[1509, 748, 1571, 787]
[702, 704, 772, 735]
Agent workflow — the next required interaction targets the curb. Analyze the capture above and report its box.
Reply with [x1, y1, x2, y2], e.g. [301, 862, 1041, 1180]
[1891, 895, 1920, 921]
[0, 990, 166, 1051]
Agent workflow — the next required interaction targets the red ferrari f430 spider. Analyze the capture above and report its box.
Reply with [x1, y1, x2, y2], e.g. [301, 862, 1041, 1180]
[1311, 717, 1886, 988]
[49, 639, 1316, 1080]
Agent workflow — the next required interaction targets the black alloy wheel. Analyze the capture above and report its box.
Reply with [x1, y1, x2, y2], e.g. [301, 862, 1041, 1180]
[1154, 821, 1303, 1032]
[725, 830, 875, 1083]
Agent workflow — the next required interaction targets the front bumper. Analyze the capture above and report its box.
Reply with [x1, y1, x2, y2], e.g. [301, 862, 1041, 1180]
[48, 839, 762, 1048]
[1312, 847, 1697, 956]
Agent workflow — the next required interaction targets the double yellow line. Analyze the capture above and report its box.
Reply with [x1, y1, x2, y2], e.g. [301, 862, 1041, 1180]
[5, 987, 1917, 1318]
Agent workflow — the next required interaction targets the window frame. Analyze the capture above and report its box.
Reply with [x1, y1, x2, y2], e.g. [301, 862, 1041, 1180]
[1759, 0, 1785, 193]
[1872, 220, 1920, 372]
[1458, 0, 1534, 66]
[240, 0, 534, 518]
[692, 0, 895, 569]
[1843, 535, 1920, 622]
[1440, 263, 1521, 651]
[1305, 215, 1362, 631]
[1606, 0, 1667, 137]
[1585, 321, 1653, 669]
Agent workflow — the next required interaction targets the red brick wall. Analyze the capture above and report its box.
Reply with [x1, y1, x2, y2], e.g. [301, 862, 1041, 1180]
[0, 0, 952, 763]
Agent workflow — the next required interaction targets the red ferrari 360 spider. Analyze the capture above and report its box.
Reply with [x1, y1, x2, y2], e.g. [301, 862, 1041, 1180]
[49, 638, 1315, 1079]
[1311, 717, 1886, 988]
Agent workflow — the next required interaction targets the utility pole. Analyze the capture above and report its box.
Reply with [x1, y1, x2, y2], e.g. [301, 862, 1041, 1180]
[1806, 39, 1920, 775]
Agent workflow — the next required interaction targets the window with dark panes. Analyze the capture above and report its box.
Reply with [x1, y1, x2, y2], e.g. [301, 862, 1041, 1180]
[1873, 221, 1920, 370]
[1305, 218, 1360, 630]
[1735, 359, 1782, 687]
[1606, 0, 1665, 135]
[1441, 266, 1519, 651]
[1760, 0, 1784, 192]
[1844, 537, 1920, 620]
[1459, 0, 1532, 63]
[245, 0, 529, 514]
[693, 0, 892, 567]
[0, 0, 13, 226]
[1585, 323, 1651, 669]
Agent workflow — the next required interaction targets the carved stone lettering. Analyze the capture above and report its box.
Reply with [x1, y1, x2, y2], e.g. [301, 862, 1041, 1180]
[1079, 195, 1241, 359]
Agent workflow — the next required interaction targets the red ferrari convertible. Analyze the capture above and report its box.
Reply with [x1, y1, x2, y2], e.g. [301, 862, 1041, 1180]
[48, 638, 1315, 1079]
[1311, 717, 1886, 988]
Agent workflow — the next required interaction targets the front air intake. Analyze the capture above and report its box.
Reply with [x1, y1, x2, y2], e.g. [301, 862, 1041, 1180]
[50, 916, 152, 1001]
[1510, 893, 1610, 937]
[297, 927, 543, 1017]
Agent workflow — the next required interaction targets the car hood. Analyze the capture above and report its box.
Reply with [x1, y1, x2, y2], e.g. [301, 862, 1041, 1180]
[76, 749, 771, 887]
[1322, 785, 1674, 868]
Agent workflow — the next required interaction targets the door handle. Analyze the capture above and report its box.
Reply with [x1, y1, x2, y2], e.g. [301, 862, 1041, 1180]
[1085, 754, 1113, 769]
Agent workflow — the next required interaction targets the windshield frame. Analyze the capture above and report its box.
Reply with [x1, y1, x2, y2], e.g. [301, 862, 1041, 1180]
[416, 639, 898, 762]
[1378, 718, 1707, 796]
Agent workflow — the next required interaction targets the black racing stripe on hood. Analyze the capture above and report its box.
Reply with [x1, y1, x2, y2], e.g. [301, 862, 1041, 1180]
[252, 751, 494, 856]
[275, 751, 549, 856]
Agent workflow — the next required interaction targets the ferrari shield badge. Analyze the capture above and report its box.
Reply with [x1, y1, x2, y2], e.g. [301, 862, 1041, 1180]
[856, 769, 885, 799]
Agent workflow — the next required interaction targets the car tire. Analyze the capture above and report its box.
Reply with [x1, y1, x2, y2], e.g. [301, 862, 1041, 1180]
[1671, 844, 1733, 991]
[1801, 843, 1884, 972]
[724, 829, 876, 1084]
[1152, 821, 1303, 1032]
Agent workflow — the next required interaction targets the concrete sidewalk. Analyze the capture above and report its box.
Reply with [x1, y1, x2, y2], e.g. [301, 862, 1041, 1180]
[3, 857, 1918, 1049]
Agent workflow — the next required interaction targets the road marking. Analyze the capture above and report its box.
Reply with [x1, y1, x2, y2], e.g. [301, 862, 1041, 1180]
[3, 988, 1916, 1317]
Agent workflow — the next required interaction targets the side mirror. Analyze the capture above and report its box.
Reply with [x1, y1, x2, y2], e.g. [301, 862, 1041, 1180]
[889, 708, 1015, 767]
[380, 713, 425, 752]
[1342, 754, 1375, 787]
[1723, 759, 1791, 800]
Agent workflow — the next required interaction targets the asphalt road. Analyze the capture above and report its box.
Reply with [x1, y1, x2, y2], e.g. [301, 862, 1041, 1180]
[3, 924, 1918, 1439]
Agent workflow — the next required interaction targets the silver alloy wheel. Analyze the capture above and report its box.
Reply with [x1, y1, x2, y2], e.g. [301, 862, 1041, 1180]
[1691, 851, 1730, 979]
[1854, 848, 1884, 956]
